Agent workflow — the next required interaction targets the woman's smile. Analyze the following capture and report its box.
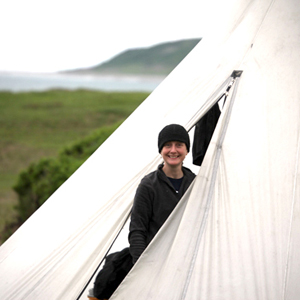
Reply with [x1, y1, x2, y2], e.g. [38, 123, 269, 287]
[161, 141, 188, 168]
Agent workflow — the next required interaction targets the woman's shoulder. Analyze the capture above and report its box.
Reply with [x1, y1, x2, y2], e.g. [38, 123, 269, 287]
[139, 164, 164, 186]
[141, 169, 159, 183]
[182, 166, 196, 179]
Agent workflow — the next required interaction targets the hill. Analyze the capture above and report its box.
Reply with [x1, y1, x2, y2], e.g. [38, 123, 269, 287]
[71, 38, 201, 76]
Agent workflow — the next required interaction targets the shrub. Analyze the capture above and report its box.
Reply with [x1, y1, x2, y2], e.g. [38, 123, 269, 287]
[13, 122, 120, 224]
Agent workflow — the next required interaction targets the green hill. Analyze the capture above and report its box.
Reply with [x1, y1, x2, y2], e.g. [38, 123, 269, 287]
[73, 38, 201, 76]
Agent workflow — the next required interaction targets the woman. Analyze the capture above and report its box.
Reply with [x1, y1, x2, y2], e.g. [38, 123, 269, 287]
[129, 124, 196, 264]
[91, 124, 196, 300]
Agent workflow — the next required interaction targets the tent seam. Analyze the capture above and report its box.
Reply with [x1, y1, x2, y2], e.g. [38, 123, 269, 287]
[180, 74, 242, 299]
[282, 126, 300, 300]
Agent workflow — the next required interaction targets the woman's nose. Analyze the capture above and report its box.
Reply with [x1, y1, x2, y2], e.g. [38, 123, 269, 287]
[170, 144, 177, 152]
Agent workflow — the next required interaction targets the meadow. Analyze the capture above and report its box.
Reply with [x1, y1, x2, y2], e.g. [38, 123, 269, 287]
[0, 89, 148, 244]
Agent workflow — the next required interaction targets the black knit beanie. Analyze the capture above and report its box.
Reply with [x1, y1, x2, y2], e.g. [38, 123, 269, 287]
[158, 124, 190, 153]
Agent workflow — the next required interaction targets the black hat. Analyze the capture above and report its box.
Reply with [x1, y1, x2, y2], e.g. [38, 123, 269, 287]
[158, 124, 190, 153]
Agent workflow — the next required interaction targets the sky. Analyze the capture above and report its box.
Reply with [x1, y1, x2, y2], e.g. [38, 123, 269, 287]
[0, 0, 207, 73]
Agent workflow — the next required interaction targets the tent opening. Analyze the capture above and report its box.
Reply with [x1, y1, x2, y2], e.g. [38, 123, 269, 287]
[79, 70, 244, 300]
[191, 70, 243, 166]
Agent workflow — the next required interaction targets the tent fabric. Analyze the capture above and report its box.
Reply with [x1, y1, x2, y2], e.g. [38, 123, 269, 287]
[110, 0, 300, 299]
[111, 72, 243, 300]
[0, 0, 300, 299]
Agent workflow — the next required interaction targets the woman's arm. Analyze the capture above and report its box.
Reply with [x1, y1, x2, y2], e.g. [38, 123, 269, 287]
[128, 181, 153, 264]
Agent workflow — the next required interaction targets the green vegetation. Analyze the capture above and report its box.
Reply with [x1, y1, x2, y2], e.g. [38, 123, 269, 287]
[8, 124, 119, 241]
[0, 90, 148, 243]
[71, 38, 201, 76]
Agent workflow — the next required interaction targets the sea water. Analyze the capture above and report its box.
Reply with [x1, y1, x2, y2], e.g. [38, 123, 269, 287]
[0, 72, 165, 93]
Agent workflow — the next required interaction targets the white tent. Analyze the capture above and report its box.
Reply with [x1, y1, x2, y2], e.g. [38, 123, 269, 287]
[1, 0, 300, 299]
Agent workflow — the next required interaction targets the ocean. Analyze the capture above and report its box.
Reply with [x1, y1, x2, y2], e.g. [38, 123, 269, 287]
[0, 72, 165, 93]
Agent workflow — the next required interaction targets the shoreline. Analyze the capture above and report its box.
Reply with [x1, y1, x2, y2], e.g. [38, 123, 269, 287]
[0, 72, 165, 93]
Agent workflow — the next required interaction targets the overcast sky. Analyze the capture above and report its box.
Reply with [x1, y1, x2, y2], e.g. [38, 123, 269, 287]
[0, 0, 207, 73]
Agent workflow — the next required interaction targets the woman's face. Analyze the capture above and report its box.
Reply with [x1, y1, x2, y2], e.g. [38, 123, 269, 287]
[161, 141, 188, 168]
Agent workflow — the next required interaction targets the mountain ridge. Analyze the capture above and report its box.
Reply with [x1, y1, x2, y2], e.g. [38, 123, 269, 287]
[68, 38, 201, 76]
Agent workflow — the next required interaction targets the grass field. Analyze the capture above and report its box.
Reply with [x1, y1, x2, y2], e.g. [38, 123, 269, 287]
[0, 89, 148, 244]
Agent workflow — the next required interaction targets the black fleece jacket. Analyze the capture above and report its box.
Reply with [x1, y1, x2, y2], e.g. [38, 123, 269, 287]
[129, 164, 196, 264]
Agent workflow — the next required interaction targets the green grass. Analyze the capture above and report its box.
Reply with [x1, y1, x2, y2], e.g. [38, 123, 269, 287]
[0, 89, 148, 243]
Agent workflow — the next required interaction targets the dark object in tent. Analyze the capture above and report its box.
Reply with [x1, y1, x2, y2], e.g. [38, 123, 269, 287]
[93, 247, 133, 299]
[192, 102, 221, 166]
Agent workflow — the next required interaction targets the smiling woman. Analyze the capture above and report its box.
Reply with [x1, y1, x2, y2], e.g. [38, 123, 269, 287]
[160, 141, 188, 172]
[128, 124, 196, 264]
[92, 124, 196, 299]
[158, 124, 190, 178]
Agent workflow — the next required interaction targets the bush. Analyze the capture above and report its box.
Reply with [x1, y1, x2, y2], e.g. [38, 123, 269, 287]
[12, 122, 120, 225]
